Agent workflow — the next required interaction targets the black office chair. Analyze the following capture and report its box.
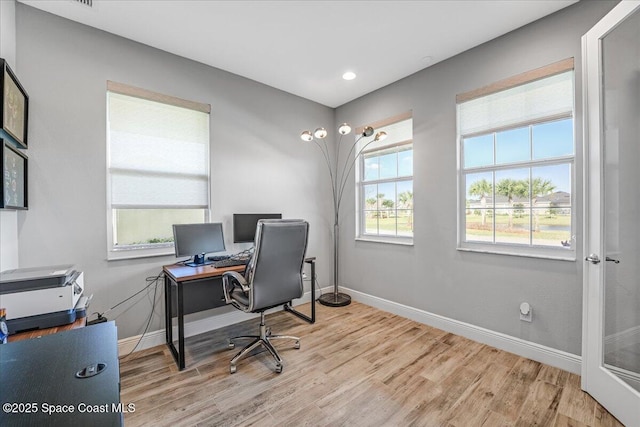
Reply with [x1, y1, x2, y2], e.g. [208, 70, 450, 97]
[222, 219, 309, 374]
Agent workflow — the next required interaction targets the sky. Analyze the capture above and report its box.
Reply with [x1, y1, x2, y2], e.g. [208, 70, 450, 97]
[464, 118, 573, 194]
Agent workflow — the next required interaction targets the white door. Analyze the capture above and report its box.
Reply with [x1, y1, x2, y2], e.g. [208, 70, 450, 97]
[583, 2, 640, 426]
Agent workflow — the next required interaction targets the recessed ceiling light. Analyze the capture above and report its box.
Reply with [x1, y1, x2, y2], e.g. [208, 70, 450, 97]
[342, 71, 357, 81]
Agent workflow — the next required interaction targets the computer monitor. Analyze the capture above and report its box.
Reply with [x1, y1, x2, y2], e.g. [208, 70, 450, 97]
[233, 213, 282, 243]
[173, 222, 226, 266]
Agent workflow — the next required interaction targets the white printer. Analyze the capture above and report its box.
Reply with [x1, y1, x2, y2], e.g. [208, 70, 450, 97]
[0, 265, 86, 334]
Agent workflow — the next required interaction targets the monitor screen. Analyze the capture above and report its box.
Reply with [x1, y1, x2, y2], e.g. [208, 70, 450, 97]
[173, 222, 226, 265]
[233, 213, 282, 243]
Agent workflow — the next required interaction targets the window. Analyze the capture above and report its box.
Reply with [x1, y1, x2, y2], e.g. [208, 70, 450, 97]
[106, 81, 210, 259]
[358, 116, 413, 243]
[457, 59, 575, 259]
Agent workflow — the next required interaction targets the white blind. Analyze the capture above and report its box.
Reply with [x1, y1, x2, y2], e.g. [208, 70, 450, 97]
[108, 91, 210, 209]
[458, 71, 573, 136]
[361, 118, 413, 152]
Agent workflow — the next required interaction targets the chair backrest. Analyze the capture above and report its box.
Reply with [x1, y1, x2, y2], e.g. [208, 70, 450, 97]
[245, 219, 309, 311]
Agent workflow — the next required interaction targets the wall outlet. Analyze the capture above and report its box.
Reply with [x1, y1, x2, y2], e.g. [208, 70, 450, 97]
[519, 302, 532, 322]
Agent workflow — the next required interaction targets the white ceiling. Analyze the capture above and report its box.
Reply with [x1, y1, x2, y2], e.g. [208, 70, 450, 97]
[19, 0, 577, 108]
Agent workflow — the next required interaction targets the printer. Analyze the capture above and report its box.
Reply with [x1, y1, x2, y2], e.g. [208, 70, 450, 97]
[0, 265, 87, 334]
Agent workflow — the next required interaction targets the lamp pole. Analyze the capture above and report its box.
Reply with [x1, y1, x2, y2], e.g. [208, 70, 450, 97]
[301, 125, 387, 307]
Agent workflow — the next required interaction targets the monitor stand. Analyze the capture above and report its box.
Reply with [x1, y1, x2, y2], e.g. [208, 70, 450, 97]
[185, 253, 212, 267]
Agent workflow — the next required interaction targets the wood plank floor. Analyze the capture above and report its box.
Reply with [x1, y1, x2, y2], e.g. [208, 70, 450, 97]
[119, 302, 624, 427]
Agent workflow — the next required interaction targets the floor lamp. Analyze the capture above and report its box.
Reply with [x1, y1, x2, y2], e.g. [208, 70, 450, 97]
[301, 124, 387, 307]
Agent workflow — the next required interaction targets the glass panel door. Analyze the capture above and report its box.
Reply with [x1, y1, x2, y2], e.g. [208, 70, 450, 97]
[602, 4, 640, 393]
[583, 2, 640, 426]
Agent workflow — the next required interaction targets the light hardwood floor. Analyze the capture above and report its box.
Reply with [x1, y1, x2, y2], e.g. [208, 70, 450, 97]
[119, 302, 624, 427]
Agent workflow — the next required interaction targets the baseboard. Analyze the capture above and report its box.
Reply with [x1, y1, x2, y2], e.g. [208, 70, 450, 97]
[118, 288, 318, 357]
[342, 287, 582, 375]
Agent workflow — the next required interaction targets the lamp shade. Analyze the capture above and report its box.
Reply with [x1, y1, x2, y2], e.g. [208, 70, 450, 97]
[374, 131, 387, 142]
[338, 123, 352, 135]
[300, 130, 313, 142]
[362, 126, 374, 137]
[314, 127, 328, 139]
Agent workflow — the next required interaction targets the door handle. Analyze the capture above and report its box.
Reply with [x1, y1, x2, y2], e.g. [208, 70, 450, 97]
[605, 257, 620, 264]
[585, 254, 601, 264]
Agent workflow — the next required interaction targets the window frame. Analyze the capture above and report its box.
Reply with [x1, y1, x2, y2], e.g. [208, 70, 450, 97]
[456, 61, 576, 260]
[105, 81, 211, 260]
[356, 116, 414, 245]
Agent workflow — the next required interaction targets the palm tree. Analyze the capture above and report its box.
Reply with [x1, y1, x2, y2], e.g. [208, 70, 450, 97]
[530, 178, 556, 231]
[381, 199, 394, 219]
[365, 197, 377, 219]
[399, 191, 414, 230]
[468, 179, 492, 226]
[495, 178, 527, 228]
[375, 193, 385, 217]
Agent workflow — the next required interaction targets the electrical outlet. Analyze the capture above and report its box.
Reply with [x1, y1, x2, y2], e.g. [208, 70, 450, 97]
[519, 302, 532, 322]
[520, 311, 532, 322]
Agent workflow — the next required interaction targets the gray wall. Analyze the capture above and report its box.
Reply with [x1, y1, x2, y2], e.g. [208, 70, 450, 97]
[14, 4, 334, 339]
[335, 0, 617, 356]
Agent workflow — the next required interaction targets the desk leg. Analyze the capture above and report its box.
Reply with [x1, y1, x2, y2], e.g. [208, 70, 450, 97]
[164, 275, 171, 344]
[165, 276, 185, 370]
[284, 259, 316, 324]
[311, 260, 315, 321]
[177, 282, 185, 370]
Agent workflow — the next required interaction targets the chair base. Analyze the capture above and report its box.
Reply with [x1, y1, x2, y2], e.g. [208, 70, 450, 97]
[228, 312, 300, 374]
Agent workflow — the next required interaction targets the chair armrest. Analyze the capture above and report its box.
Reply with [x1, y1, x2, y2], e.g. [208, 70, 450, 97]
[222, 271, 250, 304]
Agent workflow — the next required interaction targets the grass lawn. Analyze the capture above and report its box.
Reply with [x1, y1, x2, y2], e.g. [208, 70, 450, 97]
[465, 213, 571, 245]
[364, 213, 571, 246]
[365, 216, 413, 234]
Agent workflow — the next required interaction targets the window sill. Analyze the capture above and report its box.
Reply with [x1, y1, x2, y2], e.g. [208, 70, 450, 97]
[355, 236, 414, 246]
[107, 246, 174, 261]
[457, 245, 576, 262]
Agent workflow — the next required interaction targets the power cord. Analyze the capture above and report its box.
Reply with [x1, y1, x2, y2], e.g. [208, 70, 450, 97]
[85, 272, 164, 360]
[229, 247, 254, 261]
[88, 272, 162, 324]
[118, 273, 162, 360]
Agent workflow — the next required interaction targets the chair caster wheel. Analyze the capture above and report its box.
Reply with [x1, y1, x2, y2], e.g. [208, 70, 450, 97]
[275, 364, 282, 373]
[230, 364, 237, 374]
[228, 342, 235, 349]
[294, 341, 300, 349]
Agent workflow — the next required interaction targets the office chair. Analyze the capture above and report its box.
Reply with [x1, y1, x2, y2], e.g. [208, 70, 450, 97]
[222, 219, 309, 374]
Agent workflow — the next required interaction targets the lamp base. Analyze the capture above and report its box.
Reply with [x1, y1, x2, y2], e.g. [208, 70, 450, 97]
[318, 292, 351, 307]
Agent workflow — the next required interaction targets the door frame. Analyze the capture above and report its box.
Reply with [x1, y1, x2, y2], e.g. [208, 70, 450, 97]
[582, 1, 640, 426]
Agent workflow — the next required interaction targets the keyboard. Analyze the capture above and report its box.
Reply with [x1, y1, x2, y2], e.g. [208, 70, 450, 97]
[207, 255, 230, 262]
[213, 258, 249, 268]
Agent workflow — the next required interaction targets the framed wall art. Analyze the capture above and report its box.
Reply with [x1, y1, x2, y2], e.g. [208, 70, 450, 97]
[1, 139, 28, 210]
[0, 58, 29, 149]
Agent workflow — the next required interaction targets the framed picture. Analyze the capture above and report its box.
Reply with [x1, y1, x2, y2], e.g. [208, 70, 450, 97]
[0, 58, 29, 149]
[1, 139, 28, 210]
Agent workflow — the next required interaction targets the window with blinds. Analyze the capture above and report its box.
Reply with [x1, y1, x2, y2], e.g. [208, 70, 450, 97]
[106, 82, 210, 259]
[456, 59, 575, 259]
[357, 115, 413, 243]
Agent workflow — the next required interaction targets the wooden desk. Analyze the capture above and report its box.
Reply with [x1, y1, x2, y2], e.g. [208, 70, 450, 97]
[8, 316, 86, 343]
[163, 258, 316, 370]
[163, 263, 246, 370]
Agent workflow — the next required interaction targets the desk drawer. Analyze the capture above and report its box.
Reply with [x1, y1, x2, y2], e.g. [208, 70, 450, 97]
[172, 276, 227, 315]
